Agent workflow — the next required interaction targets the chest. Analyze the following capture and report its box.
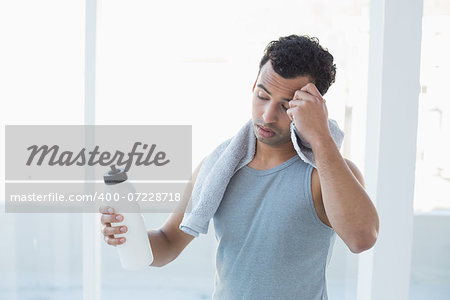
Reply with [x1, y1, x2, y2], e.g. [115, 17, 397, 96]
[213, 166, 315, 239]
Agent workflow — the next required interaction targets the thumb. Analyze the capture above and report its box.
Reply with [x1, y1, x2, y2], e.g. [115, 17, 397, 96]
[286, 108, 294, 122]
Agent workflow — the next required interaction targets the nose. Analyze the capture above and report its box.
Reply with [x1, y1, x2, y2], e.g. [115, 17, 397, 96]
[262, 101, 278, 123]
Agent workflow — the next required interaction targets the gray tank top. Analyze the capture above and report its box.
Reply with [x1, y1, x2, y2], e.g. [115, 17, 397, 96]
[212, 154, 336, 300]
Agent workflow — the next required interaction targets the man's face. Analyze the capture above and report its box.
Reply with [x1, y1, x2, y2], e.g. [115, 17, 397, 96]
[252, 61, 311, 146]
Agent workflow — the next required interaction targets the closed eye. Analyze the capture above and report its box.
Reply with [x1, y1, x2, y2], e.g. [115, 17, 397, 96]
[257, 96, 289, 111]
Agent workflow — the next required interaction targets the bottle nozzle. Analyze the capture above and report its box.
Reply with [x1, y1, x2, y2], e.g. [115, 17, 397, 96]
[104, 164, 128, 185]
[109, 164, 119, 174]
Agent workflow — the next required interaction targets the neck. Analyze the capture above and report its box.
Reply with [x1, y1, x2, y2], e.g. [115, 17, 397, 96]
[253, 139, 297, 164]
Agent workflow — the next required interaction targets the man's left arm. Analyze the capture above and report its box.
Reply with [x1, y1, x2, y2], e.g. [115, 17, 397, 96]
[286, 82, 379, 254]
[312, 138, 379, 253]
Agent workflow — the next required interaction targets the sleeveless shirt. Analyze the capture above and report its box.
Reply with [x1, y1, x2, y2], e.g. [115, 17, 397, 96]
[212, 154, 336, 299]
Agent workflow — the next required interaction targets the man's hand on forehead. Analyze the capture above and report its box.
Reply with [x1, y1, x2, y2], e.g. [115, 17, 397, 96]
[290, 82, 326, 103]
[286, 83, 331, 148]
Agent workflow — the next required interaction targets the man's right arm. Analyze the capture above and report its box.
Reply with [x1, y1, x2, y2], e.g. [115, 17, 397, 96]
[100, 158, 205, 266]
[146, 158, 204, 267]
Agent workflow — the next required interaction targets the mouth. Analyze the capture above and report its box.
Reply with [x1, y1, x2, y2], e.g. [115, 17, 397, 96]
[257, 125, 275, 138]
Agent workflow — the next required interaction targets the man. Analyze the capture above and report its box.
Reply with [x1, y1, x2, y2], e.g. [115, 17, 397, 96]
[100, 34, 379, 299]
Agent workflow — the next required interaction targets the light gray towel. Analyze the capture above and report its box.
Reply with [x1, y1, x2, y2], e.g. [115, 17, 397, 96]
[179, 118, 344, 237]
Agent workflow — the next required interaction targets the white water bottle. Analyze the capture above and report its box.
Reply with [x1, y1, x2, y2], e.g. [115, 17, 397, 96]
[103, 165, 153, 270]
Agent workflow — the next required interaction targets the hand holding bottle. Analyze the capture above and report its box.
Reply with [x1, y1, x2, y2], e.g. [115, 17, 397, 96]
[99, 165, 154, 270]
[99, 205, 127, 246]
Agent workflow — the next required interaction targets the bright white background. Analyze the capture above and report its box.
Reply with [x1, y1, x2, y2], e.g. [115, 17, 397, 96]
[0, 0, 449, 299]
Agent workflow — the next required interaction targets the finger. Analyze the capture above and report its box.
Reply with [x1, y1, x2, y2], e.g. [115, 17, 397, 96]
[104, 235, 126, 246]
[286, 107, 298, 122]
[287, 109, 293, 122]
[102, 225, 128, 236]
[293, 90, 317, 102]
[98, 205, 115, 214]
[101, 224, 115, 240]
[300, 83, 324, 101]
[288, 99, 304, 108]
[101, 213, 124, 225]
[290, 95, 325, 108]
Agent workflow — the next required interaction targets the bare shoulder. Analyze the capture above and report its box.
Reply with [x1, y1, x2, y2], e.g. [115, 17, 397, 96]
[310, 158, 365, 229]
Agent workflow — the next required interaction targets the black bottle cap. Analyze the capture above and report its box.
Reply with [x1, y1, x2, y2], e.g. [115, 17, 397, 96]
[103, 165, 128, 185]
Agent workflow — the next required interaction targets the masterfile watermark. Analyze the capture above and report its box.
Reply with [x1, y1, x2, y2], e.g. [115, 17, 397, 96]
[5, 182, 192, 213]
[26, 142, 170, 172]
[4, 125, 193, 213]
[6, 125, 191, 180]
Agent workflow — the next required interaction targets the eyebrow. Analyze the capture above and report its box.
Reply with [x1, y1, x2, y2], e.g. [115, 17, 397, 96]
[256, 84, 292, 102]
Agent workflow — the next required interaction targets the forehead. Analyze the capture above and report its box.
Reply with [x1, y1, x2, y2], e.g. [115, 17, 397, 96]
[257, 61, 311, 96]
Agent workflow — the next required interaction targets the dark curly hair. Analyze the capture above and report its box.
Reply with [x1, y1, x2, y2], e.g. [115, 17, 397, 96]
[258, 34, 336, 95]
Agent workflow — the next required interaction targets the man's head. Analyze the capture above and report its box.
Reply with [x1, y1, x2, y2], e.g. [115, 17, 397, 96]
[251, 35, 336, 147]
